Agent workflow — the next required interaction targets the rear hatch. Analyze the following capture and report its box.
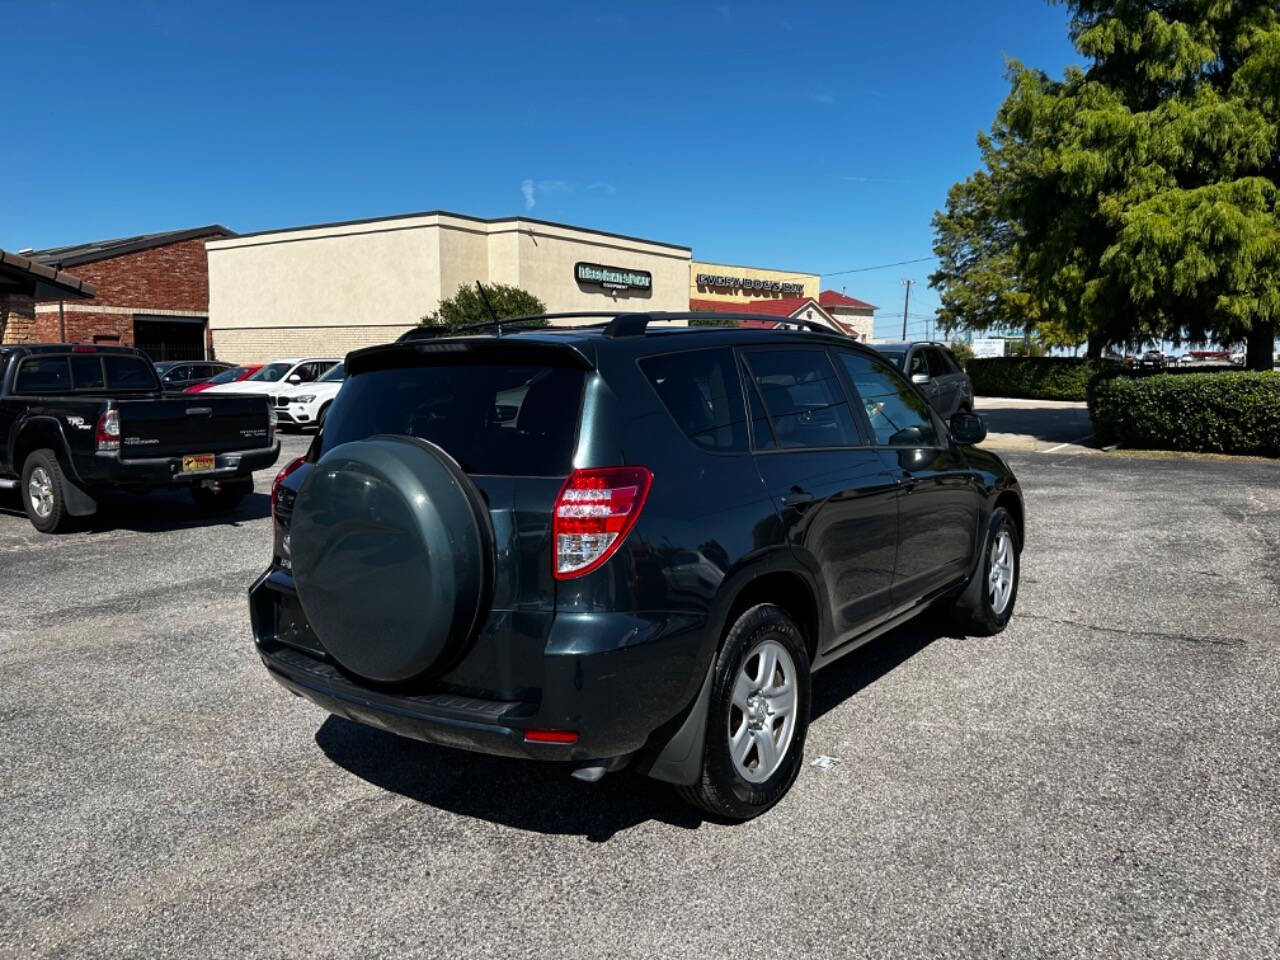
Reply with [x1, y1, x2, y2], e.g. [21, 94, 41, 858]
[277, 339, 591, 697]
[117, 394, 273, 457]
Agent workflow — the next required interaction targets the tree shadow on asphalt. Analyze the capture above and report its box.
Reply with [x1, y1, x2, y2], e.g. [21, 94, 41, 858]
[975, 406, 1094, 445]
[315, 615, 955, 842]
[0, 488, 271, 533]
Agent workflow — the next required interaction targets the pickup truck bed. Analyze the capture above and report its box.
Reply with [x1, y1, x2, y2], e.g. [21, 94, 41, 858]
[0, 344, 280, 531]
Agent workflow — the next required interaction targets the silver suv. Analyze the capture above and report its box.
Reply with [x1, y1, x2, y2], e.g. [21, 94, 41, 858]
[872, 342, 973, 419]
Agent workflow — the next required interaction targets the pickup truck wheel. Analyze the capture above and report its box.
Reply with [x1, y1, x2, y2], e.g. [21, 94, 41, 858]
[950, 506, 1020, 636]
[677, 604, 811, 821]
[21, 450, 72, 533]
[190, 481, 251, 512]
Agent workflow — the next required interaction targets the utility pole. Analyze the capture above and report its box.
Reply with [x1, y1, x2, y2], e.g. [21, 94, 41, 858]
[900, 278, 915, 340]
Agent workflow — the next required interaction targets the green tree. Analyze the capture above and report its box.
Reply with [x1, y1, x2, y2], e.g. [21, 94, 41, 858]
[421, 283, 548, 332]
[932, 1, 1280, 370]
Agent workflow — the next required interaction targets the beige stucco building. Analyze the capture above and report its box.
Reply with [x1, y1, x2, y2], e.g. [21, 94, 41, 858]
[206, 211, 692, 360]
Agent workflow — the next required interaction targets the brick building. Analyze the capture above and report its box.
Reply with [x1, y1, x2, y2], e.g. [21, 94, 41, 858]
[818, 290, 877, 341]
[0, 250, 95, 342]
[2, 226, 233, 360]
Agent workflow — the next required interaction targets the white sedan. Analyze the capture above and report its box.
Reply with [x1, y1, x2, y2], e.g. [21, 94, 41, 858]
[272, 362, 346, 431]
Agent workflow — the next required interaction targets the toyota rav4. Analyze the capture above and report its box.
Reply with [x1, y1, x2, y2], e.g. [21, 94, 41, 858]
[250, 313, 1023, 820]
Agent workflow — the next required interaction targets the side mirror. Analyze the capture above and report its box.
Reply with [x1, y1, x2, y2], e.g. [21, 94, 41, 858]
[911, 372, 930, 385]
[950, 411, 987, 446]
[287, 374, 302, 384]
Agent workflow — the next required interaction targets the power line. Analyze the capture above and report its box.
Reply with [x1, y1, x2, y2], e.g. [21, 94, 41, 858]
[824, 255, 938, 279]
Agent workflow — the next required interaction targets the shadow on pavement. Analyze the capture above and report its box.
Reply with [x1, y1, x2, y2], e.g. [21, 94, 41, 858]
[316, 613, 958, 840]
[0, 488, 271, 532]
[315, 715, 705, 842]
[976, 405, 1094, 445]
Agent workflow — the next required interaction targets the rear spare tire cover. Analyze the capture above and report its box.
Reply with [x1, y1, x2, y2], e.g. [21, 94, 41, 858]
[290, 435, 494, 683]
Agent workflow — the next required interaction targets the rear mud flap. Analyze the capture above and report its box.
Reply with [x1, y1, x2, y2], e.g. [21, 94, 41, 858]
[635, 660, 715, 786]
[63, 480, 98, 517]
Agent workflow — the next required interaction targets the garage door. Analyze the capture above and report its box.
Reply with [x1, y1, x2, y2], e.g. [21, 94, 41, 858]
[133, 315, 207, 362]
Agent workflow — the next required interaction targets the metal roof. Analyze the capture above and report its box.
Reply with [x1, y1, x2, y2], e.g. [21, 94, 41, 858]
[24, 225, 235, 268]
[0, 248, 96, 299]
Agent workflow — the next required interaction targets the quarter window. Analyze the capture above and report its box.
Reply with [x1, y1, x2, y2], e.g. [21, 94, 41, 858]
[742, 349, 860, 449]
[836, 351, 939, 447]
[640, 348, 748, 453]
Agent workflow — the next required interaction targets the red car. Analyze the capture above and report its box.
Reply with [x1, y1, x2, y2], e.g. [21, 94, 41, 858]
[184, 364, 263, 393]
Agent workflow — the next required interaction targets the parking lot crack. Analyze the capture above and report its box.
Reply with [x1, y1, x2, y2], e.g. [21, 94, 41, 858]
[1018, 613, 1247, 648]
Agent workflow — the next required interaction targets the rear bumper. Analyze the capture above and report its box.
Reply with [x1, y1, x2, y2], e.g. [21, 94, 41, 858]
[87, 441, 280, 486]
[249, 568, 709, 763]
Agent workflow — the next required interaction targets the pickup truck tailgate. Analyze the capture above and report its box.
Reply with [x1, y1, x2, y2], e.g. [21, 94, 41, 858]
[117, 396, 273, 457]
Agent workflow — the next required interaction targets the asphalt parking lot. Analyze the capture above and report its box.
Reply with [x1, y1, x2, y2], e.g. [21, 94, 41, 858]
[2, 435, 1278, 959]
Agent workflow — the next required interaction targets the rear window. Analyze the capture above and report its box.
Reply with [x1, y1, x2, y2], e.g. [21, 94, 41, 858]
[639, 348, 747, 453]
[104, 356, 157, 390]
[15, 357, 71, 393]
[320, 363, 585, 476]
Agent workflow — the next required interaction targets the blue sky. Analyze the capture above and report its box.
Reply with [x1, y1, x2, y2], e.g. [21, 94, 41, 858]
[1, 1, 1080, 339]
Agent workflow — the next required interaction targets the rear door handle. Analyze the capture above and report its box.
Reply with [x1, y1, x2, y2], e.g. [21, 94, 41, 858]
[780, 490, 815, 507]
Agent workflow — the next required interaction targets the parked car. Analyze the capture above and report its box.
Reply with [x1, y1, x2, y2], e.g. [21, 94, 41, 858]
[202, 357, 339, 396]
[153, 360, 234, 393]
[272, 362, 345, 431]
[870, 342, 974, 418]
[0, 344, 280, 532]
[1138, 350, 1168, 370]
[185, 363, 264, 394]
[251, 315, 1024, 820]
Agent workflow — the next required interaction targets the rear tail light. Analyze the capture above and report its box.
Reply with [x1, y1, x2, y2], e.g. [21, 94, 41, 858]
[271, 456, 307, 521]
[95, 409, 120, 452]
[553, 466, 652, 579]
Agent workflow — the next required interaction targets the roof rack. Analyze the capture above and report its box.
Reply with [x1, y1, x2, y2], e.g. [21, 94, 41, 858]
[397, 311, 846, 342]
[600, 312, 842, 338]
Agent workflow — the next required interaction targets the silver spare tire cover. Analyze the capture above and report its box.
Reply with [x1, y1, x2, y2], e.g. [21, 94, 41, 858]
[290, 435, 494, 684]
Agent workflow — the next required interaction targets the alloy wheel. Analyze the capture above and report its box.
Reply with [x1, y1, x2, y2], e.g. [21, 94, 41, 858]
[728, 639, 798, 783]
[28, 466, 54, 520]
[988, 530, 1014, 614]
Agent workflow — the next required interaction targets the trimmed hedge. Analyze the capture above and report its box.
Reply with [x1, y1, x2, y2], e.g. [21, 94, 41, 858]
[967, 357, 1115, 401]
[1087, 370, 1280, 455]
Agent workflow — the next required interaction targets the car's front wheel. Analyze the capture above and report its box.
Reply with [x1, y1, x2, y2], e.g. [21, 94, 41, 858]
[677, 604, 811, 821]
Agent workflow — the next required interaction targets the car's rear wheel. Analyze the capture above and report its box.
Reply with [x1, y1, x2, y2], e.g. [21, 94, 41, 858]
[21, 449, 73, 534]
[677, 604, 811, 821]
[951, 506, 1020, 635]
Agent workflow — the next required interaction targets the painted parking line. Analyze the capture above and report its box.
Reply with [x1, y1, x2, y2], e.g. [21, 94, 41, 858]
[1041, 434, 1095, 453]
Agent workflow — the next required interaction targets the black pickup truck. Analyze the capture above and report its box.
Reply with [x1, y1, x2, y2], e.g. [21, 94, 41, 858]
[0, 344, 280, 532]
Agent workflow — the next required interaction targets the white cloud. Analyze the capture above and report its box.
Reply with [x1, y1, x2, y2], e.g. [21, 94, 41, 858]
[809, 91, 836, 105]
[521, 179, 536, 210]
[586, 182, 617, 195]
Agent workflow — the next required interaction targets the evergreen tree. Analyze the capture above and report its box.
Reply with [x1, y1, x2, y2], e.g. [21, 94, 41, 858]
[933, 1, 1280, 369]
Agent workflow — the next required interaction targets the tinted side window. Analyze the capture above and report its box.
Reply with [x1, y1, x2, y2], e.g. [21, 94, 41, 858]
[639, 348, 747, 453]
[743, 366, 776, 451]
[907, 349, 930, 377]
[926, 348, 952, 377]
[743, 349, 860, 449]
[836, 351, 939, 447]
[70, 356, 105, 390]
[16, 357, 71, 393]
[104, 356, 157, 390]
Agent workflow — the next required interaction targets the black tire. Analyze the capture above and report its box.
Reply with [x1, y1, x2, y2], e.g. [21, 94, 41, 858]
[190, 481, 251, 512]
[951, 506, 1020, 636]
[20, 449, 73, 534]
[315, 402, 330, 430]
[677, 604, 811, 821]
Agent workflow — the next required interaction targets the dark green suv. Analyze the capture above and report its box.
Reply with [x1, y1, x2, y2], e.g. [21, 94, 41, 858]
[250, 314, 1023, 820]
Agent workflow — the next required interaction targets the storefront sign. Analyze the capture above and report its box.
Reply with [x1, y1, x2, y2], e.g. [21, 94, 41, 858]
[575, 262, 652, 292]
[696, 273, 805, 295]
